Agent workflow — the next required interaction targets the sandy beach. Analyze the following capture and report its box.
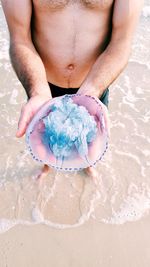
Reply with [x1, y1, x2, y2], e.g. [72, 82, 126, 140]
[0, 218, 150, 267]
[0, 1, 150, 266]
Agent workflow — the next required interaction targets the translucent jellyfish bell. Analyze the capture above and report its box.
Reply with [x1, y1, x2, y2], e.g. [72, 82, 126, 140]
[26, 94, 108, 171]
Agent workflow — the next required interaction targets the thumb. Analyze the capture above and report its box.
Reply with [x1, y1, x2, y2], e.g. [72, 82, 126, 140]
[16, 105, 32, 138]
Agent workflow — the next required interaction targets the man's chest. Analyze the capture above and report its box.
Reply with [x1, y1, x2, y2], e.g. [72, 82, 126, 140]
[32, 0, 114, 11]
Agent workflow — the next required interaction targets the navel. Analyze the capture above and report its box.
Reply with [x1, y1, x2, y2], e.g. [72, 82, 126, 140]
[67, 64, 75, 70]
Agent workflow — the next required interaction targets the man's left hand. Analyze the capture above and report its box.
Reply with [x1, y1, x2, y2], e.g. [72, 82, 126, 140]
[77, 83, 110, 137]
[77, 83, 101, 99]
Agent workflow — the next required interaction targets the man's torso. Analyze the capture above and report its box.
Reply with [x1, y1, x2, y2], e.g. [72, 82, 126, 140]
[31, 0, 114, 88]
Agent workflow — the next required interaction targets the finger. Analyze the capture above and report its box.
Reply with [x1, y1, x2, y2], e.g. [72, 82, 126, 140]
[16, 105, 32, 137]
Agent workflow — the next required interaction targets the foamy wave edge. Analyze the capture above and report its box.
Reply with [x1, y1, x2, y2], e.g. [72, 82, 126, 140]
[0, 215, 90, 234]
[1, 208, 150, 234]
[142, 6, 150, 17]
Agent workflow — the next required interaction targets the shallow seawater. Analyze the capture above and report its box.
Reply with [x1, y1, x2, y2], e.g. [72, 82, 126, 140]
[0, 3, 150, 233]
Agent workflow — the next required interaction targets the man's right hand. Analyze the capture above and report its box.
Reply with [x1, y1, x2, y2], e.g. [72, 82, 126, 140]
[16, 94, 52, 138]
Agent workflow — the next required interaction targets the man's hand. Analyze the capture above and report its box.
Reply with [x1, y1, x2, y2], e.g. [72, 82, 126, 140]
[77, 84, 110, 137]
[16, 94, 52, 138]
[77, 82, 101, 99]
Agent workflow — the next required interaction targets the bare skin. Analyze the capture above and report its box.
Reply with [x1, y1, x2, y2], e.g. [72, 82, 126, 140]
[2, 0, 143, 179]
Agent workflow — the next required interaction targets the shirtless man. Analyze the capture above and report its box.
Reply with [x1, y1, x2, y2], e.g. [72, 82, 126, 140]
[2, 0, 143, 178]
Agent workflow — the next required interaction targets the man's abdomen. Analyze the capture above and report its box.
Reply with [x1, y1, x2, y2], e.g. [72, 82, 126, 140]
[32, 6, 111, 88]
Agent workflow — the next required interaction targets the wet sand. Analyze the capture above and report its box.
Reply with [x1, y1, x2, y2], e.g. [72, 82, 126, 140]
[0, 1, 150, 266]
[0, 218, 150, 267]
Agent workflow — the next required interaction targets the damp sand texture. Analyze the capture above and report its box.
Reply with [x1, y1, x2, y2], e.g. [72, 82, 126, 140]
[0, 2, 150, 267]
